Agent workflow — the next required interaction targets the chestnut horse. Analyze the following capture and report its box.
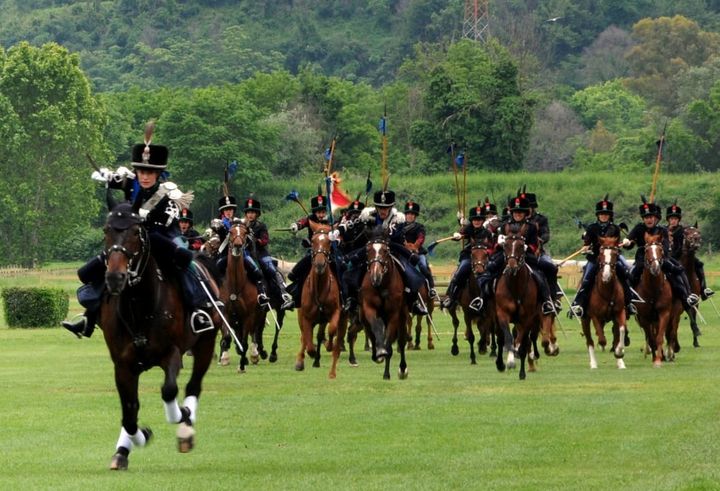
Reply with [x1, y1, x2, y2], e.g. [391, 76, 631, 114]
[678, 225, 703, 348]
[493, 226, 542, 380]
[219, 219, 266, 373]
[581, 236, 627, 369]
[449, 241, 497, 364]
[635, 232, 682, 367]
[359, 236, 409, 380]
[100, 203, 219, 470]
[295, 224, 347, 379]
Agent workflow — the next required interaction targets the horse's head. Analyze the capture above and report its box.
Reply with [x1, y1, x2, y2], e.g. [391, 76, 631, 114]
[366, 238, 391, 288]
[503, 225, 527, 276]
[470, 240, 490, 276]
[310, 224, 332, 275]
[229, 219, 249, 257]
[644, 232, 664, 276]
[103, 203, 148, 295]
[683, 226, 702, 253]
[597, 236, 619, 284]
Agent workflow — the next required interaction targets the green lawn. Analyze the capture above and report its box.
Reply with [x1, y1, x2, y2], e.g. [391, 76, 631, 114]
[2, 303, 720, 490]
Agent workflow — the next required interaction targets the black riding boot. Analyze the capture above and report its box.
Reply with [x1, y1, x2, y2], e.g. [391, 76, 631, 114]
[441, 279, 460, 310]
[622, 279, 637, 316]
[274, 271, 294, 310]
[256, 280, 271, 311]
[569, 288, 588, 319]
[62, 309, 97, 339]
[533, 271, 555, 315]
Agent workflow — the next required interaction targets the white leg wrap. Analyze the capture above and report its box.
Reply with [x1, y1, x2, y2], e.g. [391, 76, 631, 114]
[116, 427, 134, 451]
[164, 399, 182, 423]
[183, 396, 198, 424]
[129, 429, 147, 447]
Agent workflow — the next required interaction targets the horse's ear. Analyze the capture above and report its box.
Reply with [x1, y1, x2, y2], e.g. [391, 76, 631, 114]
[694, 221, 698, 228]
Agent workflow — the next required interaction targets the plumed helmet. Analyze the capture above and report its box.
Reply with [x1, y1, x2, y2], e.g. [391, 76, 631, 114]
[310, 195, 327, 213]
[639, 201, 661, 218]
[373, 190, 395, 207]
[179, 208, 194, 223]
[243, 197, 262, 215]
[482, 199, 497, 216]
[347, 200, 365, 214]
[218, 196, 237, 212]
[469, 205, 484, 220]
[666, 203, 682, 219]
[404, 201, 420, 215]
[508, 195, 530, 213]
[131, 143, 168, 170]
[595, 197, 614, 216]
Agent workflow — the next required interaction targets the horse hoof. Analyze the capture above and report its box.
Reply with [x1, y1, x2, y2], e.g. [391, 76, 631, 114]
[219, 352, 230, 366]
[251, 355, 260, 365]
[398, 368, 409, 380]
[295, 361, 305, 371]
[312, 360, 320, 368]
[259, 350, 268, 360]
[450, 345, 459, 356]
[496, 362, 505, 372]
[349, 358, 359, 367]
[519, 372, 526, 380]
[269, 353, 278, 363]
[693, 339, 700, 348]
[237, 366, 246, 374]
[653, 361, 662, 368]
[428, 343, 434, 350]
[176, 423, 195, 453]
[109, 452, 128, 471]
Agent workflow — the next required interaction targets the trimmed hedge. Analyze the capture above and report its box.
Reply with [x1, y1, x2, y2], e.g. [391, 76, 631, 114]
[1, 287, 69, 328]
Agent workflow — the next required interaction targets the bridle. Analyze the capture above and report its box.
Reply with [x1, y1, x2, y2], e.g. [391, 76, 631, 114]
[644, 240, 664, 276]
[597, 244, 618, 283]
[367, 239, 390, 277]
[104, 224, 149, 288]
[471, 243, 489, 275]
[503, 235, 526, 275]
[229, 220, 249, 257]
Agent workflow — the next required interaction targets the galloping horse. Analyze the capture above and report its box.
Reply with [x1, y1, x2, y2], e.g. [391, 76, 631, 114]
[359, 235, 409, 380]
[100, 203, 219, 470]
[635, 232, 682, 367]
[404, 243, 435, 351]
[580, 236, 628, 369]
[449, 241, 497, 364]
[678, 225, 703, 348]
[295, 223, 347, 379]
[219, 219, 266, 373]
[493, 225, 542, 380]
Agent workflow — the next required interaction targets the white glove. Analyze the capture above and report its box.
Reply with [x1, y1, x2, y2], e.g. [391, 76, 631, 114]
[114, 166, 136, 181]
[456, 211, 464, 223]
[452, 232, 463, 241]
[460, 218, 469, 226]
[620, 238, 631, 247]
[91, 167, 112, 182]
[138, 208, 149, 219]
[497, 234, 506, 245]
[290, 222, 299, 233]
[328, 230, 340, 242]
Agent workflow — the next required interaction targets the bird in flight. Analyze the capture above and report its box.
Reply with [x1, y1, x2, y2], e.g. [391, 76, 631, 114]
[546, 16, 563, 22]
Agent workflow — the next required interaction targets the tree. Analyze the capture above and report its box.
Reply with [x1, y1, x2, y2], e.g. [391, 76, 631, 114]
[524, 100, 584, 171]
[569, 80, 647, 133]
[577, 26, 634, 87]
[0, 42, 108, 266]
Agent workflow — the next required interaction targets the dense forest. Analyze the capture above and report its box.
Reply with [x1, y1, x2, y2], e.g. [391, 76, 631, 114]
[2, 0, 720, 265]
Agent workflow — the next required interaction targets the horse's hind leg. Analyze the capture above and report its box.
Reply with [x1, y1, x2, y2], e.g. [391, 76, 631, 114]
[450, 308, 460, 356]
[219, 334, 231, 366]
[269, 324, 280, 363]
[110, 366, 151, 470]
[465, 316, 476, 365]
[161, 348, 195, 452]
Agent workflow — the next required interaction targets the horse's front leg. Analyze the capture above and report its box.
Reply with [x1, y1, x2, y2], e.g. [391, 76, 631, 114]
[465, 313, 477, 365]
[450, 308, 460, 356]
[654, 311, 670, 367]
[495, 316, 511, 372]
[313, 323, 326, 368]
[328, 311, 346, 379]
[368, 313, 387, 362]
[295, 314, 311, 371]
[110, 364, 151, 470]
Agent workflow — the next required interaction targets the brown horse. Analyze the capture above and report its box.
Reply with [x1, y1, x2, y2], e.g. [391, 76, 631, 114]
[678, 225, 703, 348]
[404, 243, 435, 351]
[493, 226, 542, 380]
[359, 236, 409, 380]
[635, 232, 682, 367]
[219, 219, 266, 373]
[100, 203, 219, 470]
[581, 236, 628, 369]
[295, 224, 347, 379]
[449, 241, 498, 364]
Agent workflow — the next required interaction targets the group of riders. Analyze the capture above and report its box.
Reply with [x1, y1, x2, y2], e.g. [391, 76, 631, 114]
[62, 133, 714, 339]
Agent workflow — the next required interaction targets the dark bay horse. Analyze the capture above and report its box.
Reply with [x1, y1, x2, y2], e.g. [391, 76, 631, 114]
[494, 227, 542, 380]
[635, 232, 682, 367]
[581, 236, 627, 369]
[295, 224, 347, 379]
[359, 236, 409, 380]
[449, 241, 497, 364]
[100, 203, 219, 470]
[405, 243, 435, 351]
[678, 225, 703, 348]
[219, 219, 265, 373]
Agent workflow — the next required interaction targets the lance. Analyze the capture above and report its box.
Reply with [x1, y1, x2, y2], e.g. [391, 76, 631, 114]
[448, 142, 462, 220]
[427, 235, 460, 255]
[556, 246, 589, 267]
[285, 191, 310, 215]
[415, 293, 440, 340]
[649, 119, 668, 203]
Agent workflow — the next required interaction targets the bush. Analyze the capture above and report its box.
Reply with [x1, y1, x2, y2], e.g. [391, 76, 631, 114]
[1, 287, 69, 328]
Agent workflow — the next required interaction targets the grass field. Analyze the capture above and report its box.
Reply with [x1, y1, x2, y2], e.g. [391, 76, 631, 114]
[2, 299, 720, 489]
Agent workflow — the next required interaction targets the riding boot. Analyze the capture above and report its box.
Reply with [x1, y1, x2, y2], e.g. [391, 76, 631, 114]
[62, 309, 97, 339]
[676, 270, 700, 307]
[406, 289, 428, 316]
[256, 281, 271, 311]
[622, 280, 637, 316]
[569, 288, 587, 319]
[532, 270, 555, 315]
[274, 271, 295, 310]
[441, 278, 460, 310]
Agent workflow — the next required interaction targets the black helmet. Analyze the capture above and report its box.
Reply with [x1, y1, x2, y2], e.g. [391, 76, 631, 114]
[131, 143, 168, 170]
[373, 190, 395, 207]
[469, 205, 484, 220]
[666, 203, 682, 219]
[243, 197, 262, 215]
[639, 202, 661, 218]
[404, 201, 420, 215]
[508, 195, 530, 213]
[310, 195, 327, 213]
[595, 197, 614, 216]
[218, 196, 237, 212]
[179, 208, 194, 223]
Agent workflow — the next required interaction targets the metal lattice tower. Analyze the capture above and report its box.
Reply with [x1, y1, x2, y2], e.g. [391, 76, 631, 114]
[462, 0, 489, 43]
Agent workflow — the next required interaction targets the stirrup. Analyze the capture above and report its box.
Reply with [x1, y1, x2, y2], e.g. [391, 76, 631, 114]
[553, 299, 563, 312]
[62, 315, 86, 339]
[569, 304, 584, 319]
[441, 296, 456, 310]
[412, 300, 428, 316]
[626, 303, 637, 316]
[704, 288, 714, 298]
[429, 288, 438, 299]
[343, 298, 356, 312]
[190, 310, 214, 334]
[257, 293, 270, 311]
[280, 292, 294, 310]
[468, 297, 483, 312]
[542, 301, 555, 315]
[687, 293, 700, 306]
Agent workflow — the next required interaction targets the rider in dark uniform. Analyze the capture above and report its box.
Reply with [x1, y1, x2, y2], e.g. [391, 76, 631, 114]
[441, 202, 494, 311]
[286, 194, 334, 305]
[342, 189, 427, 315]
[242, 197, 294, 310]
[210, 195, 270, 310]
[525, 191, 562, 311]
[621, 199, 700, 310]
[569, 196, 637, 318]
[473, 195, 556, 315]
[337, 199, 367, 256]
[179, 208, 204, 251]
[402, 201, 436, 299]
[62, 134, 219, 337]
[666, 202, 714, 299]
